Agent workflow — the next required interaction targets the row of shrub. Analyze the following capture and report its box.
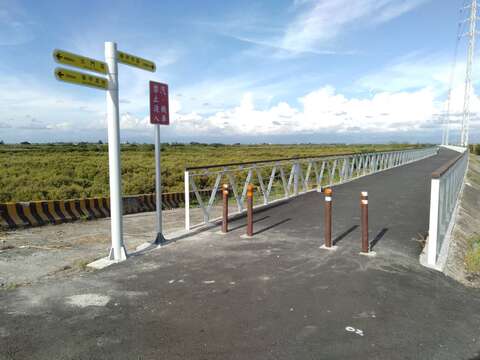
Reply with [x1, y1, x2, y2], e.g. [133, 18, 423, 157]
[0, 143, 424, 202]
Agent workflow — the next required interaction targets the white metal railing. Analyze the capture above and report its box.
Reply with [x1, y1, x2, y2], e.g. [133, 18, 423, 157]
[427, 149, 468, 267]
[185, 146, 438, 230]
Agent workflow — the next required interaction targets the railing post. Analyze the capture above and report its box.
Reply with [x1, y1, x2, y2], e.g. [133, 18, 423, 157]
[222, 183, 229, 233]
[294, 162, 299, 196]
[316, 162, 323, 192]
[185, 147, 437, 230]
[184, 170, 190, 231]
[427, 178, 440, 266]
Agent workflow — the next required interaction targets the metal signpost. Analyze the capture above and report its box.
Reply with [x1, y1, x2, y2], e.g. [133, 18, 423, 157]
[104, 42, 126, 262]
[53, 42, 156, 262]
[150, 81, 170, 244]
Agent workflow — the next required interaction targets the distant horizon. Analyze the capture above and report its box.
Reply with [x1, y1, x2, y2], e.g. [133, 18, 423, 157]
[0, 139, 436, 146]
[0, 128, 475, 145]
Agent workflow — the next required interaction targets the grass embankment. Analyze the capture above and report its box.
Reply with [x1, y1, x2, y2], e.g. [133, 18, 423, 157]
[466, 235, 480, 273]
[0, 142, 423, 202]
[465, 152, 480, 275]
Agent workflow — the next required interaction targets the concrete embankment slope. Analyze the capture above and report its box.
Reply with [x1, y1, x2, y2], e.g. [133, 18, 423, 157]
[1, 148, 479, 360]
[445, 154, 480, 287]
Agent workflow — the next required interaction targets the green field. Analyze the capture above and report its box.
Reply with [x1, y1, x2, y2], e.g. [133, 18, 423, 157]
[0, 143, 423, 203]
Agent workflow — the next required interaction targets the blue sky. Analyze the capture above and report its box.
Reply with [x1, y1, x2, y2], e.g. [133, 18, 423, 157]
[0, 0, 478, 144]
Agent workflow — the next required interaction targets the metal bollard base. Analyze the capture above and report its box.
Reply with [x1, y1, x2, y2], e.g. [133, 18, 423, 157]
[154, 233, 167, 246]
[320, 245, 338, 251]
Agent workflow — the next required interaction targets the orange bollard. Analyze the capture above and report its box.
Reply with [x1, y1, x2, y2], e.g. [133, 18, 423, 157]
[246, 184, 254, 237]
[324, 188, 333, 248]
[360, 191, 369, 253]
[320, 188, 337, 251]
[222, 184, 229, 233]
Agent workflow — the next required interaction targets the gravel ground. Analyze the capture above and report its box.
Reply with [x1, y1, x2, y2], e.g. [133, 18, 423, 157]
[0, 205, 234, 288]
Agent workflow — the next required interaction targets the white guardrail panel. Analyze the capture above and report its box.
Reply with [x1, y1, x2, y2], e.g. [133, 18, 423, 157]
[185, 147, 438, 231]
[427, 149, 468, 267]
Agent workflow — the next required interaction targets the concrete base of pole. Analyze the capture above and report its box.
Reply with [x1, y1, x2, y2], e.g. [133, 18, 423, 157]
[154, 232, 167, 245]
[87, 257, 118, 270]
[108, 246, 127, 262]
[359, 251, 377, 257]
[320, 245, 338, 251]
[240, 234, 253, 239]
[215, 231, 229, 235]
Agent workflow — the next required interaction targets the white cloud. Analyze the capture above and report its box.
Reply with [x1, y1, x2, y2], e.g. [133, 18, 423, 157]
[169, 85, 453, 136]
[353, 51, 480, 138]
[120, 112, 148, 130]
[1, 73, 477, 142]
[119, 97, 181, 130]
[201, 0, 428, 56]
[0, 52, 475, 142]
[281, 0, 428, 53]
[374, 0, 428, 24]
[0, 73, 105, 131]
[440, 84, 480, 129]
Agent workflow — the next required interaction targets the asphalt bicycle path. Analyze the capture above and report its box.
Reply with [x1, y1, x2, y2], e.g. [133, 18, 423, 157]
[1, 147, 479, 360]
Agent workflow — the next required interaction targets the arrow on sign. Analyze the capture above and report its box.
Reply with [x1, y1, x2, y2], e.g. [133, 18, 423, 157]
[53, 49, 107, 75]
[117, 50, 156, 72]
[54, 67, 108, 90]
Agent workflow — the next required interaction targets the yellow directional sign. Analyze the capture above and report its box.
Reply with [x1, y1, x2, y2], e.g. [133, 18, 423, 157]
[53, 49, 107, 75]
[117, 50, 156, 72]
[54, 67, 108, 90]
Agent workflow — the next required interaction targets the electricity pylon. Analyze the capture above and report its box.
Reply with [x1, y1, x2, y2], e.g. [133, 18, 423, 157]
[460, 0, 477, 147]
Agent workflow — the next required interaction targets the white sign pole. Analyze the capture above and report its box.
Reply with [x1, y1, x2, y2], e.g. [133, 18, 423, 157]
[154, 123, 166, 244]
[105, 41, 127, 261]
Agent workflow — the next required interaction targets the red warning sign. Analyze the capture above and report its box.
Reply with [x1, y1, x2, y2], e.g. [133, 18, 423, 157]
[150, 81, 169, 125]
